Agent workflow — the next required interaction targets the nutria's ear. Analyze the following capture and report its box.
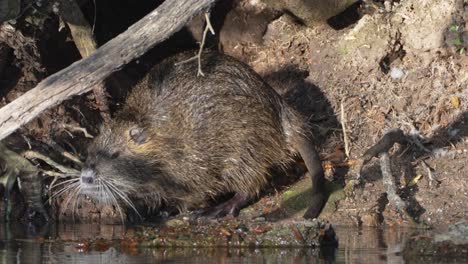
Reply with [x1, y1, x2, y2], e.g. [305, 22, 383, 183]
[129, 127, 148, 144]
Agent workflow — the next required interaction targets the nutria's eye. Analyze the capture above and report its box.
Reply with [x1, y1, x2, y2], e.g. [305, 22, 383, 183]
[129, 127, 148, 145]
[110, 152, 120, 159]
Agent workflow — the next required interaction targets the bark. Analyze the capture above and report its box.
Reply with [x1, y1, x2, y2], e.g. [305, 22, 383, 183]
[59, 0, 111, 121]
[0, 0, 216, 141]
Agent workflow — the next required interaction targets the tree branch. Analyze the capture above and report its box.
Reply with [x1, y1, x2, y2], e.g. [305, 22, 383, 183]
[0, 0, 216, 141]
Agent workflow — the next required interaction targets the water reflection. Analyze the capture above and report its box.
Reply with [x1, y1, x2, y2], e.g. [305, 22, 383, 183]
[0, 222, 439, 264]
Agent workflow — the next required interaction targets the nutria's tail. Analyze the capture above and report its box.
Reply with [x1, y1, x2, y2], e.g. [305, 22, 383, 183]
[282, 107, 326, 219]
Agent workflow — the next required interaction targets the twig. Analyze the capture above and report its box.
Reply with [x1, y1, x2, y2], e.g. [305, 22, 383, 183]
[23, 150, 81, 176]
[346, 128, 407, 193]
[60, 150, 82, 167]
[61, 139, 79, 156]
[42, 170, 76, 178]
[61, 124, 94, 138]
[174, 56, 197, 65]
[360, 128, 407, 168]
[174, 12, 215, 76]
[380, 152, 406, 212]
[22, 134, 32, 149]
[197, 12, 215, 76]
[340, 99, 350, 158]
[421, 160, 438, 188]
[46, 139, 83, 166]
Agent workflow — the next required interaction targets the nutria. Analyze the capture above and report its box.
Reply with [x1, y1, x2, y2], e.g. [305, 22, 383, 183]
[79, 51, 325, 219]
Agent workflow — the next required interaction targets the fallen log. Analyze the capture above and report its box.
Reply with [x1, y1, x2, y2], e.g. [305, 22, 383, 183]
[0, 0, 216, 141]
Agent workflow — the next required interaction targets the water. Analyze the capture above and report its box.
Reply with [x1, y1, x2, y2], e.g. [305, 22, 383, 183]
[0, 223, 459, 263]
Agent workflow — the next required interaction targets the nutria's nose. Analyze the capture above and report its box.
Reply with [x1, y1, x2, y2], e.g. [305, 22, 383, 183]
[82, 176, 94, 184]
[81, 168, 95, 184]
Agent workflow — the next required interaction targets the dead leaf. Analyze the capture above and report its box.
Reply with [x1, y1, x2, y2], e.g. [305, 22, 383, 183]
[450, 96, 460, 109]
[407, 174, 423, 187]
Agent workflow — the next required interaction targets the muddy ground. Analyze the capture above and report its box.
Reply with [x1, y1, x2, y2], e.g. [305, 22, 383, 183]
[236, 0, 468, 228]
[0, 0, 467, 236]
[224, 0, 468, 229]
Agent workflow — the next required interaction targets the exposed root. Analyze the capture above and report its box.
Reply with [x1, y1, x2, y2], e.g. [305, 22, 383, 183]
[346, 129, 408, 193]
[360, 129, 408, 168]
[0, 143, 48, 221]
[23, 150, 80, 176]
[61, 124, 94, 139]
[45, 139, 83, 166]
[344, 128, 422, 221]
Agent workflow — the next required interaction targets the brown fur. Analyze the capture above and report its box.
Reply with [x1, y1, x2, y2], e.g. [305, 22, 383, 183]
[81, 51, 323, 216]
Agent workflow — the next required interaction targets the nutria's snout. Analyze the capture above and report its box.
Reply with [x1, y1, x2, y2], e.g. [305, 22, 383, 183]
[81, 168, 95, 184]
[80, 167, 96, 187]
[79, 168, 101, 199]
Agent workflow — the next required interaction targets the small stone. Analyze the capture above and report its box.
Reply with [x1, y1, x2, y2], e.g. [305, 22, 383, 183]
[165, 219, 185, 227]
[384, 0, 392, 12]
[390, 67, 404, 79]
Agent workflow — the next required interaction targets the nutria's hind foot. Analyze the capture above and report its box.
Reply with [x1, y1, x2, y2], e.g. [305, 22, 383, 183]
[303, 190, 326, 219]
[295, 136, 327, 219]
[194, 193, 250, 218]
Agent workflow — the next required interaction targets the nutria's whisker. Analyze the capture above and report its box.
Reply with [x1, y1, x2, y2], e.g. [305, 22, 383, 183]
[72, 185, 81, 223]
[102, 181, 125, 224]
[109, 183, 138, 209]
[98, 179, 112, 205]
[51, 181, 79, 198]
[50, 178, 80, 189]
[61, 183, 81, 219]
[107, 178, 138, 193]
[48, 181, 80, 202]
[103, 182, 113, 205]
[106, 180, 142, 220]
[96, 179, 103, 203]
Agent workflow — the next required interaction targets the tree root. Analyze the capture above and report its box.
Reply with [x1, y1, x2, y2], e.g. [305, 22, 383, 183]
[345, 128, 414, 219]
[0, 143, 48, 222]
[0, 140, 83, 222]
